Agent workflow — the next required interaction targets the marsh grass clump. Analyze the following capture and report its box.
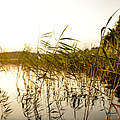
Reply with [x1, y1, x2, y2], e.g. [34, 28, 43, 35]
[20, 11, 120, 120]
[97, 10, 120, 120]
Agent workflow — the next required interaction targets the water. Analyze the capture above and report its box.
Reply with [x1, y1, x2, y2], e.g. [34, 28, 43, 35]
[0, 65, 119, 120]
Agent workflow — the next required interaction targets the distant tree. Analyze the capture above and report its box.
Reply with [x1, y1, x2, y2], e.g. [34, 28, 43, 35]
[23, 44, 32, 52]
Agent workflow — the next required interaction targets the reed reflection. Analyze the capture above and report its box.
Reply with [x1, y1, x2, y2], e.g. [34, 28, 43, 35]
[0, 88, 12, 120]
[16, 67, 120, 120]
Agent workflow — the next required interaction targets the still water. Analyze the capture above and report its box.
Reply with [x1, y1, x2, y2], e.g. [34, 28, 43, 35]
[0, 65, 119, 120]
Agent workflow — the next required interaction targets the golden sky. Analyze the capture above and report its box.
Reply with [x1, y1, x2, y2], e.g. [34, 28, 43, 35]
[0, 0, 120, 51]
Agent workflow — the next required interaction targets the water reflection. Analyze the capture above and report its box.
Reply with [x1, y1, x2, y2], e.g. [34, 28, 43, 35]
[0, 65, 119, 120]
[17, 66, 120, 120]
[0, 88, 12, 119]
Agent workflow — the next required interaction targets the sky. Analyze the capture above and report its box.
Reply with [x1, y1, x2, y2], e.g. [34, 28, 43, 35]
[0, 0, 120, 51]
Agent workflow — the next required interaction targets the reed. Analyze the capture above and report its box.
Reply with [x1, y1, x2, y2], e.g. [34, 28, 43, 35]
[20, 11, 120, 120]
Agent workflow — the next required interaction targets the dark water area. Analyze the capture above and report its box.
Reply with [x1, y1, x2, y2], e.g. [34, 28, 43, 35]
[0, 65, 120, 120]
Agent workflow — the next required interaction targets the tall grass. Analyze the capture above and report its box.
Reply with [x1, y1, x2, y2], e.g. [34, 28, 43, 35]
[20, 11, 120, 120]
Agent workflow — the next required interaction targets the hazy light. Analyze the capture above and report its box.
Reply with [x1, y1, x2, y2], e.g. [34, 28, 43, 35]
[0, 0, 119, 51]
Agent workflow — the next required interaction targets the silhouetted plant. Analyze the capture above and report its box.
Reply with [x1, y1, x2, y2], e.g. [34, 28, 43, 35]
[0, 88, 12, 120]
